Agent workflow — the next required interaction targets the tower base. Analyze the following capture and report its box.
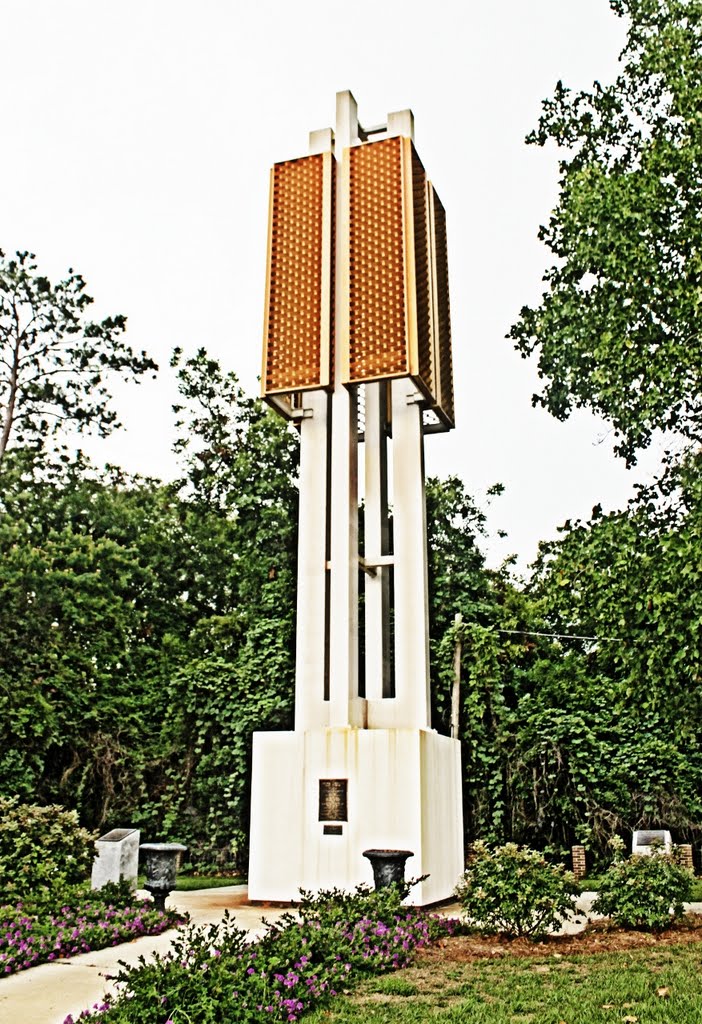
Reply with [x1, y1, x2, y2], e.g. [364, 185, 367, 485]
[248, 727, 463, 906]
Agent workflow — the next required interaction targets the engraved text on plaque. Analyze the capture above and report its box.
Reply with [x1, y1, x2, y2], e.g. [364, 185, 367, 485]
[319, 779, 348, 821]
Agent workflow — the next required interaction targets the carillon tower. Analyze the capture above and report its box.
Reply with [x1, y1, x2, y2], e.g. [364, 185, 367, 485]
[248, 91, 463, 905]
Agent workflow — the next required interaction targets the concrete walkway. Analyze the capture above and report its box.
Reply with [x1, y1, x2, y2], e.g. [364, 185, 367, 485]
[0, 886, 285, 1024]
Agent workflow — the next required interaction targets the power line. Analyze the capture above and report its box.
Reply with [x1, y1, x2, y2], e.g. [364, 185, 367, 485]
[497, 628, 624, 643]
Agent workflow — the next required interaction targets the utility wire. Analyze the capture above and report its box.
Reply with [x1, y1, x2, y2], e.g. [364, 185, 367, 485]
[497, 628, 624, 643]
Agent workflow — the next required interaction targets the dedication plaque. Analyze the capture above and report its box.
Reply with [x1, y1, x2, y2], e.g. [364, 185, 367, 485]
[319, 779, 348, 821]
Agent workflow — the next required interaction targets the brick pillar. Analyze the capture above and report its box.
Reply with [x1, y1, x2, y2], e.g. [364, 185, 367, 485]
[571, 845, 587, 881]
[678, 844, 694, 872]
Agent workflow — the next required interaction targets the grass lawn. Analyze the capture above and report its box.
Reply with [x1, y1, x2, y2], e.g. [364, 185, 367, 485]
[304, 941, 702, 1023]
[135, 874, 245, 891]
[175, 874, 245, 890]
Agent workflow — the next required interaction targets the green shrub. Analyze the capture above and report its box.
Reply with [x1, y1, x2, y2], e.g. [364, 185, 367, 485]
[0, 878, 137, 920]
[592, 844, 694, 931]
[0, 887, 185, 975]
[455, 841, 580, 938]
[67, 881, 459, 1022]
[0, 797, 95, 903]
[296, 878, 412, 926]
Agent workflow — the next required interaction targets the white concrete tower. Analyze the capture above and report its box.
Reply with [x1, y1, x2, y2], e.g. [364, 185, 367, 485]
[248, 92, 463, 905]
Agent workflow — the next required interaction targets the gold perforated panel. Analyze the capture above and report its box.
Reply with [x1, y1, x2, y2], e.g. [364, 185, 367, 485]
[261, 135, 454, 429]
[411, 147, 433, 401]
[262, 152, 332, 396]
[345, 137, 409, 383]
[343, 137, 439, 408]
[428, 185, 454, 428]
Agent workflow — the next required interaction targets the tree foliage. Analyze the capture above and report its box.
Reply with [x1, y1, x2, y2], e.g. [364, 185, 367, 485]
[0, 350, 299, 866]
[522, 450, 702, 851]
[509, 0, 702, 462]
[2, 238, 700, 870]
[497, 2, 702, 858]
[0, 797, 94, 904]
[427, 451, 702, 862]
[0, 250, 157, 461]
[154, 349, 299, 864]
[0, 448, 181, 821]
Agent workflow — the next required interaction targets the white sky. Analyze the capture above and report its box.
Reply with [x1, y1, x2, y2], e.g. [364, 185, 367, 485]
[1, 0, 662, 572]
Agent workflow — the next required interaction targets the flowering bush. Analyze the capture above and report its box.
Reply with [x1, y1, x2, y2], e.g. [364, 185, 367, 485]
[455, 841, 580, 938]
[592, 841, 694, 931]
[0, 798, 95, 904]
[64, 883, 459, 1023]
[0, 887, 185, 976]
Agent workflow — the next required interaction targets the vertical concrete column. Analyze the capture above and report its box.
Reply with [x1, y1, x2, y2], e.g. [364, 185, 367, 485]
[293, 123, 337, 731]
[387, 108, 415, 141]
[294, 391, 330, 730]
[363, 382, 391, 700]
[391, 377, 431, 728]
[328, 385, 360, 726]
[328, 91, 363, 728]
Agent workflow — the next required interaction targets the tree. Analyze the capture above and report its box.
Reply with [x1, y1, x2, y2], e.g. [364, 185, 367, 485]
[509, 0, 702, 463]
[144, 350, 300, 865]
[424, 468, 702, 860]
[0, 449, 173, 820]
[0, 347, 300, 862]
[426, 477, 547, 844]
[169, 346, 299, 610]
[524, 449, 702, 853]
[426, 476, 495, 732]
[0, 250, 157, 461]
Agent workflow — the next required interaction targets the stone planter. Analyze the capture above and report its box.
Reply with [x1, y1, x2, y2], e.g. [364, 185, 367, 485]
[363, 848, 413, 890]
[140, 842, 187, 911]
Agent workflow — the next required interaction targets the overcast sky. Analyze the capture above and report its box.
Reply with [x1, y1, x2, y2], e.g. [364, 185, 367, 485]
[2, 0, 662, 571]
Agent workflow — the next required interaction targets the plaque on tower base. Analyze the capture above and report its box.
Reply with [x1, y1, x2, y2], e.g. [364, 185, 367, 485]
[248, 727, 463, 907]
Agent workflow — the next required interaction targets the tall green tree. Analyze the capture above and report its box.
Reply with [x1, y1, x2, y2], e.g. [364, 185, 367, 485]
[0, 250, 157, 461]
[427, 475, 496, 734]
[509, 0, 702, 462]
[427, 477, 548, 845]
[147, 350, 300, 865]
[0, 449, 179, 823]
[0, 344, 301, 862]
[524, 449, 702, 853]
[424, 468, 702, 859]
[506, 0, 702, 860]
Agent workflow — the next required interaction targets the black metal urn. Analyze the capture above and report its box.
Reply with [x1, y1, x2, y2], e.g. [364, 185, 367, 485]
[139, 842, 187, 911]
[362, 848, 413, 890]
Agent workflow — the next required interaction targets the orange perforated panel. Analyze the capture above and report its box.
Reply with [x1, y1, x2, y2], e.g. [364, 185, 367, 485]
[346, 137, 409, 383]
[261, 135, 453, 427]
[428, 185, 454, 428]
[411, 146, 433, 401]
[344, 137, 438, 406]
[262, 152, 332, 396]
